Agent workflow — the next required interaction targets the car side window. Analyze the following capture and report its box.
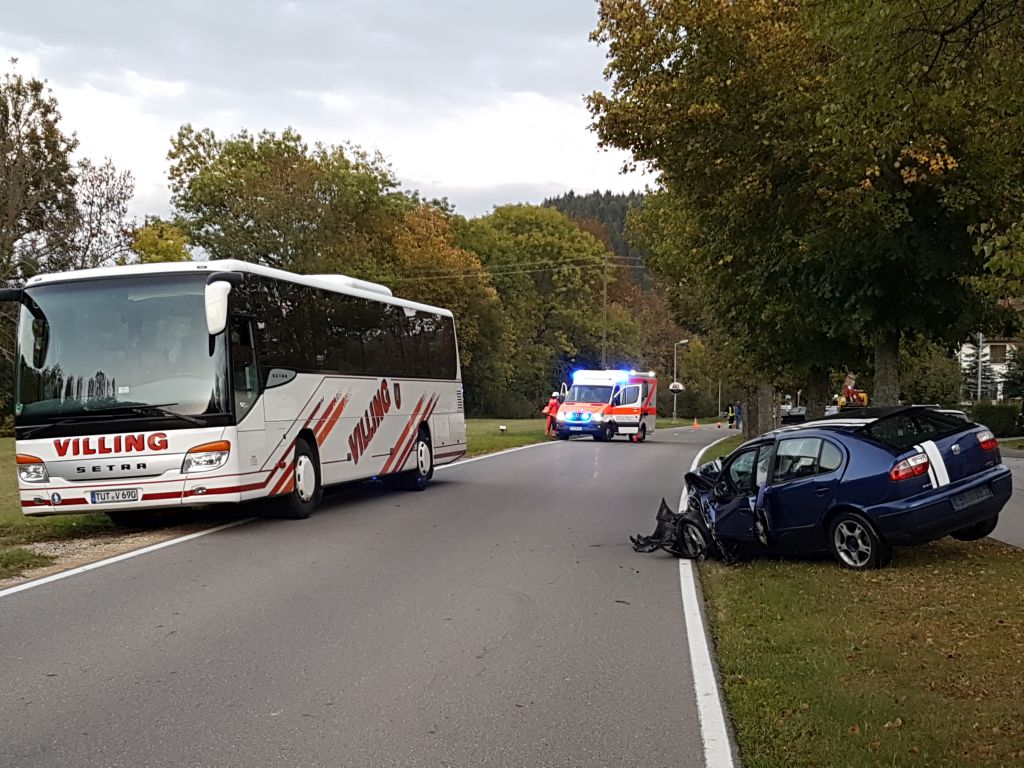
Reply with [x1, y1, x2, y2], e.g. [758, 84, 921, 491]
[727, 449, 759, 495]
[773, 438, 824, 483]
[819, 440, 843, 473]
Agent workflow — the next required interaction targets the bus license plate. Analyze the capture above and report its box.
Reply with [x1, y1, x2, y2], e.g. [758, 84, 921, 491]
[91, 489, 140, 504]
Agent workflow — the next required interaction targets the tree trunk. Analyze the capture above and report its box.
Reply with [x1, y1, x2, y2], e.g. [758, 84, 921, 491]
[874, 332, 900, 406]
[743, 381, 775, 439]
[805, 368, 831, 422]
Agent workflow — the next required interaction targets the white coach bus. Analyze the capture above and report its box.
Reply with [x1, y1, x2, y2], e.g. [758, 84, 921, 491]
[3, 260, 467, 525]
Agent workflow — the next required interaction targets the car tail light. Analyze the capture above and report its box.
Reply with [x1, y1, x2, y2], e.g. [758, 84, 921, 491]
[976, 429, 998, 451]
[890, 452, 930, 482]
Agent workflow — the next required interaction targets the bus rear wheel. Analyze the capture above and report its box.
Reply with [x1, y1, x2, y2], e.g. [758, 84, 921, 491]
[387, 428, 434, 491]
[277, 438, 322, 519]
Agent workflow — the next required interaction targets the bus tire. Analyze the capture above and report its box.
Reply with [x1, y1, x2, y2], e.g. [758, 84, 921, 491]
[391, 427, 433, 491]
[278, 438, 322, 519]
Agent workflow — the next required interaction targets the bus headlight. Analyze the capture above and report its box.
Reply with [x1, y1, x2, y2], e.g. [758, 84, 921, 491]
[16, 455, 49, 483]
[181, 441, 231, 474]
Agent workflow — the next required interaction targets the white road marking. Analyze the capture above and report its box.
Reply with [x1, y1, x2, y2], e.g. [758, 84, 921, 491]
[436, 439, 556, 469]
[678, 435, 739, 768]
[0, 519, 254, 600]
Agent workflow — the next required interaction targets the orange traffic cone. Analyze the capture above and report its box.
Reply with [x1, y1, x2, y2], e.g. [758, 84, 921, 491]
[692, 417, 700, 430]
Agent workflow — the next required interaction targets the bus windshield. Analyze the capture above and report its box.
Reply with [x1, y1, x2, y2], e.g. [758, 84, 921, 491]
[15, 275, 229, 427]
[565, 384, 613, 404]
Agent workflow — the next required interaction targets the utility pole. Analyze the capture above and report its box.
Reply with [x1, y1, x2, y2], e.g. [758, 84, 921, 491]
[673, 339, 689, 420]
[718, 379, 722, 418]
[977, 331, 984, 402]
[601, 251, 608, 368]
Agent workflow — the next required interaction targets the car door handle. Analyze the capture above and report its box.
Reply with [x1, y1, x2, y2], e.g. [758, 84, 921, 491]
[815, 487, 831, 496]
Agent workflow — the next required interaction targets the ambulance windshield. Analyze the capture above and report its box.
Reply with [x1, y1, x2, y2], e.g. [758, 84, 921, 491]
[565, 384, 613, 404]
[15, 274, 230, 428]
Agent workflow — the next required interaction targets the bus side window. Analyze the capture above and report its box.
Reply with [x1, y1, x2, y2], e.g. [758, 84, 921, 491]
[230, 317, 260, 420]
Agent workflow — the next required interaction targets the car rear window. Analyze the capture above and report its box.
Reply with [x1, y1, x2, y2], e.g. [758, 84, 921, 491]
[861, 410, 972, 452]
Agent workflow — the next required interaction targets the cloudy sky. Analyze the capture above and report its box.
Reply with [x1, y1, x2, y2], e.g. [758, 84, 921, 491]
[2, 0, 647, 219]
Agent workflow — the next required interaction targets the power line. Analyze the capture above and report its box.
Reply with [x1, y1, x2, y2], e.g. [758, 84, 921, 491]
[388, 261, 646, 283]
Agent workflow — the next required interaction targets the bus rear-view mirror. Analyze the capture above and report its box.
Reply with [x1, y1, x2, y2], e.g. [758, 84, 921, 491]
[205, 280, 233, 335]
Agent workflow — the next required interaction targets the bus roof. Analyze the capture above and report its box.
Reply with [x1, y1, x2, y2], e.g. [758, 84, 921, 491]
[23, 259, 454, 318]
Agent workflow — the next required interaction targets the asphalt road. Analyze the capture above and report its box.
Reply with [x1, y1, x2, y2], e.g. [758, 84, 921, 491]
[993, 454, 1024, 549]
[1, 427, 720, 768]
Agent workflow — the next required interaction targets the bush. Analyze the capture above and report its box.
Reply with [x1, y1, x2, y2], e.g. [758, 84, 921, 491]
[969, 402, 1022, 437]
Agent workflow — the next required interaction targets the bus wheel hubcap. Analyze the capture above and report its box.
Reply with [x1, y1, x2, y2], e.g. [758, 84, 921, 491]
[417, 441, 431, 476]
[296, 455, 316, 502]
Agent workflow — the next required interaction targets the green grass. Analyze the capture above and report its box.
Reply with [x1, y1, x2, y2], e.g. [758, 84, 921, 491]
[0, 437, 116, 560]
[0, 546, 55, 579]
[999, 438, 1024, 450]
[466, 419, 551, 457]
[703, 434, 745, 461]
[701, 539, 1024, 767]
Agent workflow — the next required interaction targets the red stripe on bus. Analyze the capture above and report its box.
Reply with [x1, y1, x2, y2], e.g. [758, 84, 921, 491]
[392, 394, 438, 473]
[315, 395, 350, 447]
[381, 396, 427, 474]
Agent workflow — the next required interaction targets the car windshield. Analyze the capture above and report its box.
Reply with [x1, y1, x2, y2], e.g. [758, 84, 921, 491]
[565, 384, 613, 404]
[15, 274, 229, 426]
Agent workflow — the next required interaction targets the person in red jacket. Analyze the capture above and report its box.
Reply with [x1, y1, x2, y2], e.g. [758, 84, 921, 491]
[542, 391, 561, 436]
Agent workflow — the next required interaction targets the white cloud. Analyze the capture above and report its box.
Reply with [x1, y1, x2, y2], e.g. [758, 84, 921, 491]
[1, 3, 647, 220]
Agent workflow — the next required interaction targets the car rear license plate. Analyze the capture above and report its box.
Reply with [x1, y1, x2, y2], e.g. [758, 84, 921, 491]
[569, 426, 583, 432]
[951, 485, 993, 512]
[91, 489, 140, 504]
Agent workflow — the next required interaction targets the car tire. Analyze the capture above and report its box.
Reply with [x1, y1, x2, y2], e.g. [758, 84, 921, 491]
[277, 438, 322, 519]
[949, 515, 999, 542]
[389, 428, 434, 491]
[828, 511, 891, 570]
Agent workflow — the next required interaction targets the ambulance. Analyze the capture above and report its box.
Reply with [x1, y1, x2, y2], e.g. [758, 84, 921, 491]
[554, 370, 658, 442]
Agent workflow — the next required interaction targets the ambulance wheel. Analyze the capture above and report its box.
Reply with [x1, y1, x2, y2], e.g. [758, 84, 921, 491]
[638, 424, 647, 442]
[278, 438, 322, 519]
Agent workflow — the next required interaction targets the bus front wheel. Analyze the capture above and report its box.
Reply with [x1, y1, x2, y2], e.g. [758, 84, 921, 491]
[278, 438, 322, 519]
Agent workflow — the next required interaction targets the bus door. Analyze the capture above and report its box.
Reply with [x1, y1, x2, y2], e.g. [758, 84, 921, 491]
[228, 316, 272, 499]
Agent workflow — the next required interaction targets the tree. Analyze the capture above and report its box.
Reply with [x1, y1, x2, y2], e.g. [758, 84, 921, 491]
[962, 343, 999, 401]
[588, 1, 1018, 406]
[168, 125, 406, 276]
[129, 217, 191, 263]
[1002, 346, 1024, 400]
[899, 337, 963, 405]
[456, 206, 609, 415]
[386, 204, 508, 415]
[0, 68, 78, 286]
[43, 158, 134, 272]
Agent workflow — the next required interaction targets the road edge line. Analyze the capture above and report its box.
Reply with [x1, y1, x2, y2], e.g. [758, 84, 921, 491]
[679, 434, 741, 768]
[436, 439, 557, 469]
[0, 518, 254, 600]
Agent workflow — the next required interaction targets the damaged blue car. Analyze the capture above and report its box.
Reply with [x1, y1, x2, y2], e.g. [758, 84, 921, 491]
[632, 407, 1013, 570]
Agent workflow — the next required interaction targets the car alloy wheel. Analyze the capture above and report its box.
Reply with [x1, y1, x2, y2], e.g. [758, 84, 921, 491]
[833, 519, 873, 568]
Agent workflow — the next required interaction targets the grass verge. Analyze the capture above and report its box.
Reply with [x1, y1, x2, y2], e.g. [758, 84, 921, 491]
[701, 539, 1024, 767]
[466, 418, 551, 457]
[0, 546, 56, 579]
[0, 438, 116, 552]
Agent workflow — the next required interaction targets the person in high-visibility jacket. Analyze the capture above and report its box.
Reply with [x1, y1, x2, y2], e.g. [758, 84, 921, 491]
[542, 391, 560, 436]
